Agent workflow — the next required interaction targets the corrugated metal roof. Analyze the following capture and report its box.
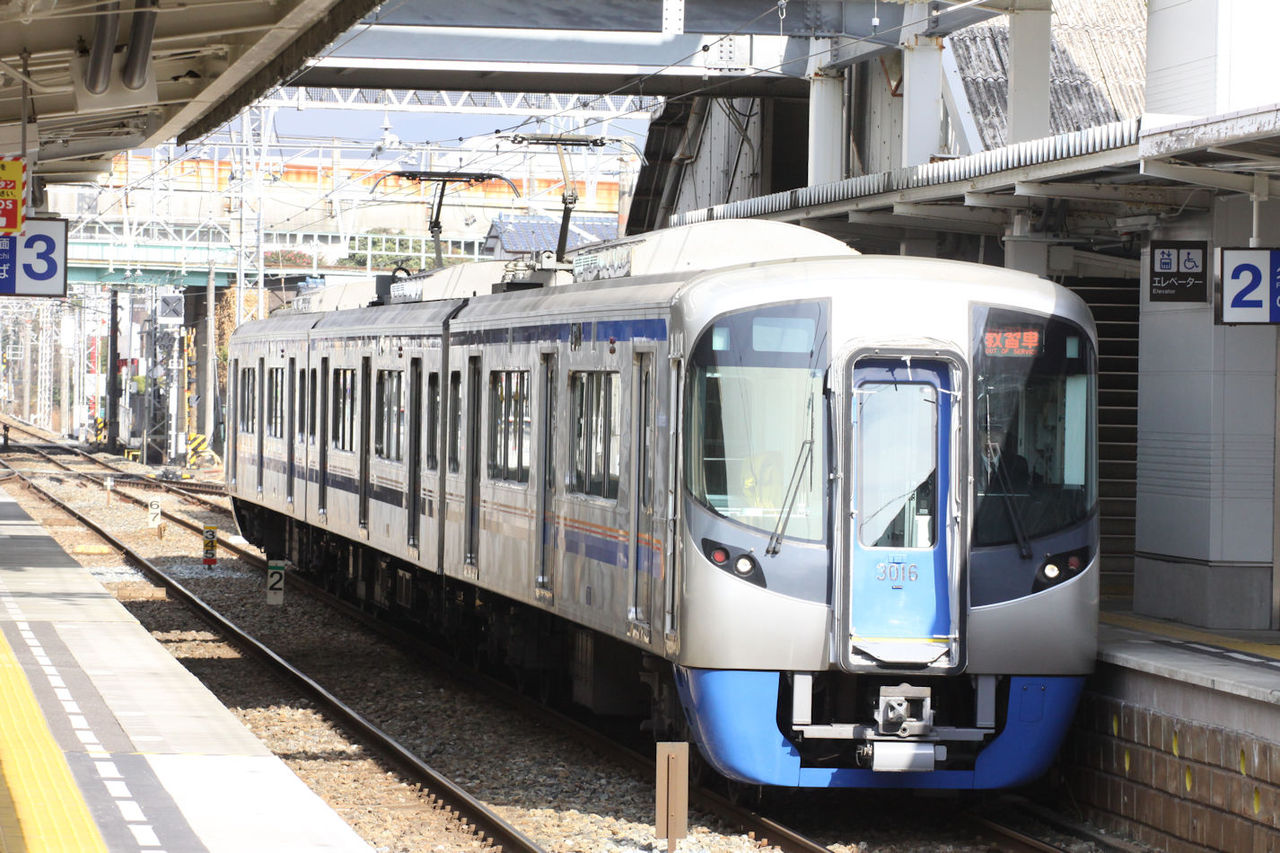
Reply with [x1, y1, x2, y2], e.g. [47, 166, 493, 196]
[484, 214, 619, 256]
[671, 119, 1140, 225]
[948, 0, 1146, 149]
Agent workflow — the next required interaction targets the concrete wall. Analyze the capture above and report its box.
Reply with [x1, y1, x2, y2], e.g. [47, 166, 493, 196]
[1147, 0, 1280, 123]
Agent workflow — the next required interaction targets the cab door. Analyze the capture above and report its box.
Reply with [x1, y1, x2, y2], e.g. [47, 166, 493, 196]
[843, 357, 957, 671]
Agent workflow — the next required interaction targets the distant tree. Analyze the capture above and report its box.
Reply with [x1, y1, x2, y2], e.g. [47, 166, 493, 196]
[263, 248, 315, 268]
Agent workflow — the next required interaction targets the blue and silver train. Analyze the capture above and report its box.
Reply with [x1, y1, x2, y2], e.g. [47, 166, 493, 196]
[226, 219, 1098, 789]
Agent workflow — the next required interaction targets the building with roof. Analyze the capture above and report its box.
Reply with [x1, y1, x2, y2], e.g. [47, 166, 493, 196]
[483, 213, 619, 259]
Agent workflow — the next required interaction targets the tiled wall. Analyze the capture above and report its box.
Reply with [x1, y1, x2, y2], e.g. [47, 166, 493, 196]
[1060, 689, 1280, 851]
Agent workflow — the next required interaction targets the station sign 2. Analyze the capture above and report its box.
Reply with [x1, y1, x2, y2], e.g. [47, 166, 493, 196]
[1221, 248, 1280, 324]
[0, 157, 23, 235]
[0, 218, 67, 298]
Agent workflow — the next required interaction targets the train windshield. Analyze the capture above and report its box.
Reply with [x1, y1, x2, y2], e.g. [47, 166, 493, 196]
[973, 307, 1097, 547]
[685, 301, 829, 542]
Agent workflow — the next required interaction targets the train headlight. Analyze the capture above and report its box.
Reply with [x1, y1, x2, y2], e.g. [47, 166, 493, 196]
[710, 547, 729, 565]
[1033, 546, 1092, 593]
[734, 555, 755, 576]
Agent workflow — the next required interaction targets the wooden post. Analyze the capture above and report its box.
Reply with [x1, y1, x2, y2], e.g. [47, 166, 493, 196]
[655, 742, 688, 852]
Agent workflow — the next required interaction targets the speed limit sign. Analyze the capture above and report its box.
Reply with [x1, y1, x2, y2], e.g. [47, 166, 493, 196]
[147, 499, 161, 527]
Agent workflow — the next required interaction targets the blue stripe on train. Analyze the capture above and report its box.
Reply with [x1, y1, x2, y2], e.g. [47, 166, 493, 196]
[674, 667, 1084, 788]
[450, 317, 667, 347]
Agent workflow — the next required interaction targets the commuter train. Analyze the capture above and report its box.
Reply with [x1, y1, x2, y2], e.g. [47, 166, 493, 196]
[226, 219, 1098, 789]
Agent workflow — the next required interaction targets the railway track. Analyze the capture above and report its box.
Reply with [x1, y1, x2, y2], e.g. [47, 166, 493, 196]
[0, 434, 1112, 853]
[0, 416, 227, 508]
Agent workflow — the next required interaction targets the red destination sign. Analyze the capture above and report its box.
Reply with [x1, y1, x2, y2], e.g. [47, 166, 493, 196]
[984, 327, 1043, 357]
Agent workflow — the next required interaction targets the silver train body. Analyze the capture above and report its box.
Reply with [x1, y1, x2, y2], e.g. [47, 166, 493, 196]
[227, 220, 1099, 788]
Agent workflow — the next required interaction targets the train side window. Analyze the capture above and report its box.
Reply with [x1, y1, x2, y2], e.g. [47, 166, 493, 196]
[332, 368, 356, 451]
[569, 370, 620, 500]
[487, 370, 529, 483]
[266, 366, 285, 439]
[239, 365, 257, 433]
[447, 371, 462, 473]
[374, 368, 404, 461]
[426, 372, 440, 470]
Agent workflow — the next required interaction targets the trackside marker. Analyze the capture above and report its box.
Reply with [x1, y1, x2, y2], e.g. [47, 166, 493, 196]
[203, 524, 217, 566]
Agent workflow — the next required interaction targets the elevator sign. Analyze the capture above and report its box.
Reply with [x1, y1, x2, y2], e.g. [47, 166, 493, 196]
[0, 157, 23, 234]
[1221, 249, 1280, 324]
[1150, 240, 1208, 302]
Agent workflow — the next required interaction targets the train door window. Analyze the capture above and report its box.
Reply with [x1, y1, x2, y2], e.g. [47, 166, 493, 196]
[856, 381, 938, 548]
[319, 357, 329, 512]
[487, 370, 530, 483]
[296, 367, 307, 443]
[375, 368, 404, 461]
[266, 366, 285, 439]
[447, 370, 462, 473]
[569, 370, 621, 500]
[426, 372, 440, 470]
[238, 365, 256, 432]
[332, 368, 356, 451]
[308, 368, 318, 442]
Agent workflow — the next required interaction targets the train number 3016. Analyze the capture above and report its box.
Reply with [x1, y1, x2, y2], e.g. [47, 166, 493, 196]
[875, 562, 919, 583]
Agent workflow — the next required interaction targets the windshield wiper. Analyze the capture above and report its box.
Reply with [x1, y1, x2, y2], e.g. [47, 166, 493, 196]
[766, 438, 813, 556]
[992, 460, 1032, 559]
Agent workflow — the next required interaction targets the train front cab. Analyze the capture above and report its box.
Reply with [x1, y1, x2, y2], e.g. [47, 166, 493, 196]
[674, 297, 1099, 789]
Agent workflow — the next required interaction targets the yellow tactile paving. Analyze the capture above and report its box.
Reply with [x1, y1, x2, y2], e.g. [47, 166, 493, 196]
[1102, 611, 1280, 662]
[0, 628, 107, 853]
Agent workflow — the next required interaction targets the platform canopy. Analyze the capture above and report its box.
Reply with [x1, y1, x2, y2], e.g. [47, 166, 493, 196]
[0, 0, 1039, 187]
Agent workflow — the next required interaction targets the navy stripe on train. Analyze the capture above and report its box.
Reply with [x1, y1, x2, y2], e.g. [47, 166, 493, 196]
[450, 318, 666, 347]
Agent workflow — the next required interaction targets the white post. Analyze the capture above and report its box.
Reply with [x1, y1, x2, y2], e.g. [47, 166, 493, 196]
[1007, 7, 1052, 144]
[807, 51, 845, 185]
[901, 27, 944, 167]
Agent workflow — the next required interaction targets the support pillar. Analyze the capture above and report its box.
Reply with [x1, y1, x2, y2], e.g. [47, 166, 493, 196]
[901, 34, 943, 167]
[204, 264, 218, 450]
[1007, 7, 1052, 144]
[1134, 202, 1280, 629]
[1003, 212, 1048, 276]
[807, 57, 844, 185]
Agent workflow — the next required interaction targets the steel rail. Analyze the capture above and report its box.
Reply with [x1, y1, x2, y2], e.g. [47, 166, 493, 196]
[0, 456, 546, 853]
[966, 815, 1072, 853]
[1, 423, 227, 511]
[287, 571, 834, 853]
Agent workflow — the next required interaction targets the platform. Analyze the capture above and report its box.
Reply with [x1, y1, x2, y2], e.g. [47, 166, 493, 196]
[1065, 607, 1280, 851]
[0, 488, 371, 853]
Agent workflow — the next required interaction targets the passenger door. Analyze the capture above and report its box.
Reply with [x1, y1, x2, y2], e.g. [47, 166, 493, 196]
[536, 351, 558, 601]
[628, 352, 655, 637]
[843, 357, 957, 671]
[407, 358, 423, 550]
